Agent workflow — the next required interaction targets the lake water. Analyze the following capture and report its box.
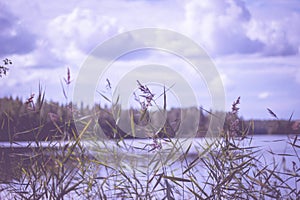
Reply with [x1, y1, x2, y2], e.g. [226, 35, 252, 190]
[93, 134, 300, 199]
[83, 134, 300, 166]
[0, 135, 299, 176]
[0, 135, 299, 199]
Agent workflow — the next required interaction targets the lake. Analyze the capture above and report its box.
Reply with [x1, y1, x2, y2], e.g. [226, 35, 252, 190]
[0, 134, 299, 199]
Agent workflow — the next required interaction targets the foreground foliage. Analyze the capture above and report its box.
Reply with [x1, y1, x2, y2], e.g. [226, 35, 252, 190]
[1, 63, 299, 199]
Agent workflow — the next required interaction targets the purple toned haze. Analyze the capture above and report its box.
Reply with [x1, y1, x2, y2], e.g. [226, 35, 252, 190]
[0, 0, 299, 119]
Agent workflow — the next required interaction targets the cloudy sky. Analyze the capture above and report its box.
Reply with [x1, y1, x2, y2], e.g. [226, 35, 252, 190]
[0, 0, 300, 119]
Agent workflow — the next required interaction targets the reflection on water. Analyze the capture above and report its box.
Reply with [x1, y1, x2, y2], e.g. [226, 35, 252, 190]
[0, 135, 299, 198]
[0, 135, 299, 178]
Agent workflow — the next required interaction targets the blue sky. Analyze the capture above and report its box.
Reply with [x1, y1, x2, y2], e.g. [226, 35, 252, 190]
[0, 0, 300, 119]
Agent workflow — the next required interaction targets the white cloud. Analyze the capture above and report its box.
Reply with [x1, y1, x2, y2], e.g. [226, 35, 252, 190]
[183, 0, 300, 57]
[46, 8, 123, 66]
[2, 0, 300, 119]
[258, 92, 270, 99]
[246, 13, 300, 56]
[183, 0, 262, 56]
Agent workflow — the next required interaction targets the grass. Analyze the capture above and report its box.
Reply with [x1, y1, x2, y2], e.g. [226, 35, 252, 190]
[2, 128, 299, 199]
[0, 64, 299, 199]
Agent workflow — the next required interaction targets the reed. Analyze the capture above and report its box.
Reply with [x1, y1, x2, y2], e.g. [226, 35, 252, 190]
[0, 66, 299, 199]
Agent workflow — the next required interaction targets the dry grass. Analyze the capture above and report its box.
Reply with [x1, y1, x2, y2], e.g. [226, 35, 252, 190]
[0, 67, 299, 199]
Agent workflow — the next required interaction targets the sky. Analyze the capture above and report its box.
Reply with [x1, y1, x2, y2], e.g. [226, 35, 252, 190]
[0, 0, 300, 119]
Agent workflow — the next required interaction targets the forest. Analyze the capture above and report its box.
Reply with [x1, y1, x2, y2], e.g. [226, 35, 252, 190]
[1, 95, 299, 142]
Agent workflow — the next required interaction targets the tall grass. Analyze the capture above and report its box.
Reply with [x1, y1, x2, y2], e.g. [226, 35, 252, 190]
[0, 66, 299, 199]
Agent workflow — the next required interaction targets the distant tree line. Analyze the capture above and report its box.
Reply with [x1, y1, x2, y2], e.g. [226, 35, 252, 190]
[0, 97, 299, 141]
